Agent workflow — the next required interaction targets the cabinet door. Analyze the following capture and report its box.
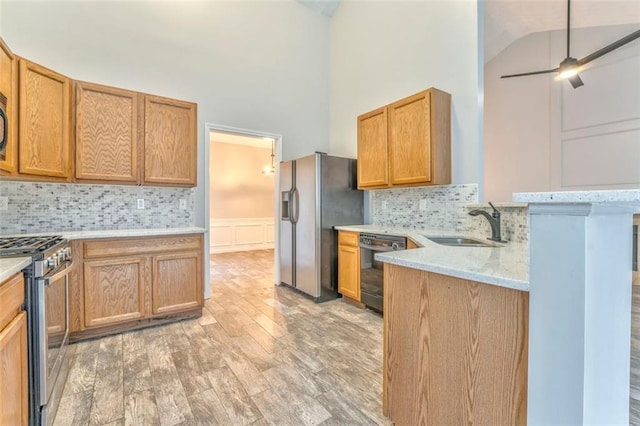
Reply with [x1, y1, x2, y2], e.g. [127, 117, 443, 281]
[19, 59, 72, 179]
[0, 38, 18, 174]
[152, 251, 202, 315]
[357, 107, 389, 188]
[389, 91, 431, 185]
[84, 257, 149, 328]
[144, 95, 197, 186]
[338, 244, 360, 301]
[76, 82, 139, 182]
[0, 311, 28, 426]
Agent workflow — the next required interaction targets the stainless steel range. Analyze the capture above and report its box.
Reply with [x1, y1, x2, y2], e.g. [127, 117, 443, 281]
[0, 236, 73, 426]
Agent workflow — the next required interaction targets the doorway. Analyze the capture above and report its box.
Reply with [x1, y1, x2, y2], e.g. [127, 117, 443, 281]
[204, 124, 282, 297]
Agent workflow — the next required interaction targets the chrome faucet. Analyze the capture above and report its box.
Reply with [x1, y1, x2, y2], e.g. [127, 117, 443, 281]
[468, 202, 507, 243]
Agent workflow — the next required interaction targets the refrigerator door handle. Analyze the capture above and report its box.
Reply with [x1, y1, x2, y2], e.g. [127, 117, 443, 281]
[291, 187, 300, 225]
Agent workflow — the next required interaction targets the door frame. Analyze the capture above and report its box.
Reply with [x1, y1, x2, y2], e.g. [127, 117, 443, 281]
[204, 123, 283, 291]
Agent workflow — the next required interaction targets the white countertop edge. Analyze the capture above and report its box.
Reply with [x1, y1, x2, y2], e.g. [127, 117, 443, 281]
[465, 202, 528, 209]
[0, 257, 32, 282]
[334, 224, 529, 292]
[0, 227, 206, 240]
[375, 254, 529, 292]
[63, 227, 206, 240]
[513, 189, 640, 204]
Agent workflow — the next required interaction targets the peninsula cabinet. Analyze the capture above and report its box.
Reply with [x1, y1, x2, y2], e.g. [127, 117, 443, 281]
[0, 273, 28, 425]
[70, 234, 203, 340]
[0, 38, 18, 174]
[144, 95, 197, 186]
[75, 82, 140, 183]
[357, 88, 451, 189]
[18, 59, 72, 180]
[383, 265, 528, 425]
[337, 231, 361, 302]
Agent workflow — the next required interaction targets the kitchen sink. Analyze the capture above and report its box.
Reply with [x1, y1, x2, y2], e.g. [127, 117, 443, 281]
[425, 236, 503, 248]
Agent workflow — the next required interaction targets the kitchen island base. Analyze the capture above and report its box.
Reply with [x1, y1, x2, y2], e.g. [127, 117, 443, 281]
[383, 264, 528, 425]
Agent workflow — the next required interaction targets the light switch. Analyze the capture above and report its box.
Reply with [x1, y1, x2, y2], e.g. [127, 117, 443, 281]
[179, 199, 187, 210]
[419, 199, 427, 211]
[382, 201, 388, 210]
[137, 198, 145, 209]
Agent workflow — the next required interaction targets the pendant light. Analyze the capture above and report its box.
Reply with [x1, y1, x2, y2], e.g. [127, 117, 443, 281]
[262, 139, 275, 175]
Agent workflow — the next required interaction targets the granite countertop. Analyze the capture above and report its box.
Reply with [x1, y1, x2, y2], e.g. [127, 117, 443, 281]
[0, 257, 32, 282]
[0, 227, 205, 281]
[513, 189, 640, 204]
[334, 224, 529, 292]
[61, 227, 205, 240]
[0, 227, 206, 240]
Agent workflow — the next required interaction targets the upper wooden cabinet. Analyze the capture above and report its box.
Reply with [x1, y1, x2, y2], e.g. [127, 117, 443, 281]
[357, 88, 451, 189]
[358, 107, 389, 188]
[0, 38, 18, 174]
[75, 82, 140, 182]
[19, 59, 72, 179]
[144, 95, 197, 186]
[0, 36, 198, 187]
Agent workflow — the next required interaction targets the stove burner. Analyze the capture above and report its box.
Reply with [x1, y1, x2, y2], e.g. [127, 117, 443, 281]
[0, 235, 65, 256]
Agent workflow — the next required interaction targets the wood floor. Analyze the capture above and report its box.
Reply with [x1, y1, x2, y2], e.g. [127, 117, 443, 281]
[53, 249, 390, 426]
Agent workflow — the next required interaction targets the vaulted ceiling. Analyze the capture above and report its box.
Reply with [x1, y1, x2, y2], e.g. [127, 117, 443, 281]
[484, 0, 638, 62]
[297, 0, 640, 63]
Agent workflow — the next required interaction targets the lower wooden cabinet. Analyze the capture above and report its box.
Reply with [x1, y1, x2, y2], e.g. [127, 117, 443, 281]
[70, 234, 204, 340]
[337, 231, 361, 301]
[0, 273, 28, 425]
[152, 251, 202, 315]
[84, 256, 149, 327]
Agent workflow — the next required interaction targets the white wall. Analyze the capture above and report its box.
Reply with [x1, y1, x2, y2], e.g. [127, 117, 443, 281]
[0, 0, 331, 228]
[484, 32, 551, 201]
[329, 1, 480, 184]
[485, 24, 640, 201]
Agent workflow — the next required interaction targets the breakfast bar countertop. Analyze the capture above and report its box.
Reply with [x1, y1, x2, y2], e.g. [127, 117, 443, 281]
[334, 224, 529, 292]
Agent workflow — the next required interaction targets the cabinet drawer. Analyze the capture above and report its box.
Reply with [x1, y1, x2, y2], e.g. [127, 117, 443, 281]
[84, 234, 203, 258]
[338, 231, 359, 247]
[0, 273, 24, 332]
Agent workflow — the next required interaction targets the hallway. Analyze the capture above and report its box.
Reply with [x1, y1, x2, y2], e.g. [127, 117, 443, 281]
[54, 250, 389, 425]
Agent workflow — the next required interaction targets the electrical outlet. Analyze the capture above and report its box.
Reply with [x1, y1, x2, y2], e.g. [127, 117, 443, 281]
[137, 198, 145, 210]
[382, 201, 388, 210]
[419, 199, 427, 211]
[0, 196, 8, 211]
[179, 199, 187, 210]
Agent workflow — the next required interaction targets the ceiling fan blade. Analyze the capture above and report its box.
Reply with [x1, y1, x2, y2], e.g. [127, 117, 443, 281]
[568, 74, 584, 89]
[501, 68, 559, 79]
[577, 29, 640, 66]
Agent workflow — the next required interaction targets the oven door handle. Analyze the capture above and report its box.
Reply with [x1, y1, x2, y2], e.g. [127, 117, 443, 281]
[359, 243, 396, 252]
[41, 263, 71, 286]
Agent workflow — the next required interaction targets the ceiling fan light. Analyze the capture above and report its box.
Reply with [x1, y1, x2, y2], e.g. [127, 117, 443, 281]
[559, 67, 579, 79]
[568, 74, 584, 89]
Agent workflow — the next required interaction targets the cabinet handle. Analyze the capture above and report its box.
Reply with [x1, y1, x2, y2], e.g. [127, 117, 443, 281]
[0, 108, 7, 152]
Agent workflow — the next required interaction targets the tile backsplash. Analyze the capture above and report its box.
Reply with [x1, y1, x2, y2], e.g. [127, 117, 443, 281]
[371, 184, 479, 230]
[464, 204, 528, 244]
[370, 183, 529, 243]
[0, 181, 195, 234]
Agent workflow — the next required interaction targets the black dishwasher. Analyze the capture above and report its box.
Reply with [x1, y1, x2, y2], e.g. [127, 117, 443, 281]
[359, 233, 406, 313]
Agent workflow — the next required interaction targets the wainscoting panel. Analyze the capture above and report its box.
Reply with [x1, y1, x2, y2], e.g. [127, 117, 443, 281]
[210, 217, 275, 253]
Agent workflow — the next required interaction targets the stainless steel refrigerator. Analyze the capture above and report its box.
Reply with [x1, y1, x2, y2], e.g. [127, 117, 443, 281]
[279, 152, 363, 301]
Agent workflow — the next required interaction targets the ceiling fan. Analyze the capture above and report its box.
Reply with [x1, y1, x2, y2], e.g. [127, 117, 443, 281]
[501, 0, 640, 88]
